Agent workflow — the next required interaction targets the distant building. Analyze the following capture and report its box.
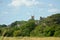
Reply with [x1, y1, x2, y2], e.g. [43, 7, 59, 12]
[30, 16, 45, 25]
[31, 16, 40, 25]
[31, 16, 34, 20]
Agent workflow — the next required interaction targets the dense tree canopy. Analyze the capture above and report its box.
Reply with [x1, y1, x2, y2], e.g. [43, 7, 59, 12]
[0, 13, 60, 37]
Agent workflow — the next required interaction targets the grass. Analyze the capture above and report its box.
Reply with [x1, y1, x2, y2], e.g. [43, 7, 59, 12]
[0, 37, 60, 40]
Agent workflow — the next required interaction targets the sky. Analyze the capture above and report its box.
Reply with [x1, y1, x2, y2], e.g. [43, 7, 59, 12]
[0, 0, 60, 25]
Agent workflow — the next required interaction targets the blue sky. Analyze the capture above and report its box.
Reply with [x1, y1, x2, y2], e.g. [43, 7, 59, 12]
[0, 0, 60, 25]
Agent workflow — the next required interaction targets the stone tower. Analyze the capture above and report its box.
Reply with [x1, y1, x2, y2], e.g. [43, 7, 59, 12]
[31, 16, 34, 20]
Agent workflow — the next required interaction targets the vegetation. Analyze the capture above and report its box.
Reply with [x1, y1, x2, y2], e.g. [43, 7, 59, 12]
[0, 13, 60, 37]
[0, 37, 60, 40]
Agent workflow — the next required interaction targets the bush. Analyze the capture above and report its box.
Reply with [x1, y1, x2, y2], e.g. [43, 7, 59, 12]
[54, 30, 60, 37]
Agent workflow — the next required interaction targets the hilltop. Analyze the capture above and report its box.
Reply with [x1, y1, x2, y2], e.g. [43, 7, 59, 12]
[0, 13, 60, 37]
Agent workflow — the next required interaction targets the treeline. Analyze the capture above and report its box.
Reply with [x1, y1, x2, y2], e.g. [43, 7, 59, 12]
[0, 13, 60, 37]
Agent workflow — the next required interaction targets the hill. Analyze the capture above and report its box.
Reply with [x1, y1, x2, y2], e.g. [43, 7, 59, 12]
[0, 13, 60, 37]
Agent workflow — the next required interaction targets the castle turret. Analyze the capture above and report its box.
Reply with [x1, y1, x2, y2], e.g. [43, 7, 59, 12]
[31, 16, 34, 20]
[40, 17, 43, 20]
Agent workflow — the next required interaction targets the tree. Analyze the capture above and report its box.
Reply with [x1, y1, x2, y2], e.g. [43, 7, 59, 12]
[0, 24, 7, 27]
[54, 30, 60, 37]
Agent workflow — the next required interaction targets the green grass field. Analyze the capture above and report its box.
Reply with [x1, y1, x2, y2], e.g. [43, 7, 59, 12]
[0, 37, 60, 40]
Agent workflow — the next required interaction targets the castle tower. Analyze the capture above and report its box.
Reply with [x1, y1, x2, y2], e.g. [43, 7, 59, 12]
[40, 16, 43, 20]
[31, 16, 34, 20]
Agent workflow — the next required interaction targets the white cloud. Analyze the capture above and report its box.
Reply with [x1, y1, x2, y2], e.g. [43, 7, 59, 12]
[8, 0, 39, 7]
[48, 8, 60, 13]
[48, 3, 53, 7]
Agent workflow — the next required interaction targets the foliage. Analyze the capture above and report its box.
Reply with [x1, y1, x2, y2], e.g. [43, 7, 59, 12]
[0, 13, 60, 37]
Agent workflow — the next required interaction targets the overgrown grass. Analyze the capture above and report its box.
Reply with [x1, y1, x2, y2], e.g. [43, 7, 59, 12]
[0, 37, 60, 40]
